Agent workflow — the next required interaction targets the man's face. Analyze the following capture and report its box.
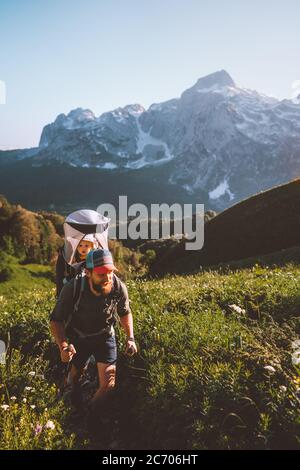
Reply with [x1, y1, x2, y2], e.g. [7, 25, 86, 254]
[89, 269, 114, 295]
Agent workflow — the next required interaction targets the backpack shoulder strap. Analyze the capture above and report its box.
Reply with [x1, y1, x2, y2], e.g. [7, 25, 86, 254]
[65, 275, 85, 330]
[73, 274, 85, 312]
[112, 272, 121, 291]
[108, 274, 123, 324]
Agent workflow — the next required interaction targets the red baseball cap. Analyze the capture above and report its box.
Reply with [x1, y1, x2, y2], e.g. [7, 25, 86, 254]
[93, 265, 116, 274]
[86, 249, 117, 273]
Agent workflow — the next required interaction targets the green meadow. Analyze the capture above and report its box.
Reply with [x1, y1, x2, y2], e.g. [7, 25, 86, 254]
[0, 262, 299, 449]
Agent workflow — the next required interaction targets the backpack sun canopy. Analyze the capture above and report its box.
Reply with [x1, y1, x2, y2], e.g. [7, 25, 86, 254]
[63, 209, 110, 265]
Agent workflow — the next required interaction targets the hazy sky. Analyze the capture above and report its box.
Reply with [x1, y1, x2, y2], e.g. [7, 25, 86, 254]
[0, 0, 299, 149]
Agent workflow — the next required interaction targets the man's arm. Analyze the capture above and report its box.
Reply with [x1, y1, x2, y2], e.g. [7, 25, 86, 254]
[50, 320, 76, 362]
[119, 312, 134, 340]
[117, 280, 137, 356]
[50, 320, 67, 351]
[119, 313, 137, 356]
[49, 281, 76, 362]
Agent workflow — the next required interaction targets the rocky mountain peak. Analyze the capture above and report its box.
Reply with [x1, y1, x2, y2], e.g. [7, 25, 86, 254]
[194, 69, 236, 90]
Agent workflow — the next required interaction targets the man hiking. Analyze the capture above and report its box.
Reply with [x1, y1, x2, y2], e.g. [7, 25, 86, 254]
[49, 248, 137, 420]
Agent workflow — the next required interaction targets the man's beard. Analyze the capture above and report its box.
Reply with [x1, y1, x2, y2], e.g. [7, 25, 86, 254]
[92, 281, 112, 296]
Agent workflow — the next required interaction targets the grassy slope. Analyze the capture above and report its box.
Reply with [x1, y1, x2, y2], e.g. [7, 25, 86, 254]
[0, 256, 54, 295]
[0, 264, 299, 449]
[151, 178, 300, 275]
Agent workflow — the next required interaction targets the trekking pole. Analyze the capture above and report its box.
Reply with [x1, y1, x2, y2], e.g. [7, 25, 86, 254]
[61, 345, 74, 389]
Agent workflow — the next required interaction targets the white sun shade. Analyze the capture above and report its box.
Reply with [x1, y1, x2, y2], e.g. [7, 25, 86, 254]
[63, 209, 110, 265]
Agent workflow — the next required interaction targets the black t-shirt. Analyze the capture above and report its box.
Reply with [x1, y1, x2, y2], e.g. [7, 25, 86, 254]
[50, 273, 131, 335]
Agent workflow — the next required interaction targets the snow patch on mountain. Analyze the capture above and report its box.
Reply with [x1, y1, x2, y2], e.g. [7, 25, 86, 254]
[209, 179, 234, 201]
[100, 162, 118, 170]
[126, 117, 175, 169]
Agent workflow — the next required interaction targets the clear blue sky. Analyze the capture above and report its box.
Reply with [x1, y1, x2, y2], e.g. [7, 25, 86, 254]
[0, 0, 299, 149]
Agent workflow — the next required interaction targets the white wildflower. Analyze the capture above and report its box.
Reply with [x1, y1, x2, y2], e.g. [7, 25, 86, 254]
[291, 354, 300, 366]
[22, 398, 27, 403]
[28, 371, 36, 377]
[10, 396, 17, 401]
[264, 365, 276, 374]
[45, 420, 55, 430]
[24, 386, 33, 392]
[279, 386, 287, 393]
[228, 304, 246, 315]
[291, 340, 300, 350]
[1, 404, 9, 411]
[30, 405, 36, 410]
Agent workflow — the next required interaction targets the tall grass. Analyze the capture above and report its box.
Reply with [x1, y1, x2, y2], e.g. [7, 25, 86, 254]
[0, 264, 299, 449]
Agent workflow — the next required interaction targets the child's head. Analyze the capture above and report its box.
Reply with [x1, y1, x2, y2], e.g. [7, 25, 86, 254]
[76, 235, 95, 260]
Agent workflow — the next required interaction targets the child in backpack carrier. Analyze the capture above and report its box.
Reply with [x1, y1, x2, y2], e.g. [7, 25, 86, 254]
[56, 208, 110, 298]
[56, 234, 97, 298]
[75, 236, 96, 262]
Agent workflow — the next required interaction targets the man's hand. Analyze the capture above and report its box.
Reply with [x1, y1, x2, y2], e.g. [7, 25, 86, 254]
[60, 343, 76, 363]
[125, 339, 137, 357]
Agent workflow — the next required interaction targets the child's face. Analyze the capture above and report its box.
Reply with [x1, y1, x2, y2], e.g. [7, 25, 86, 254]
[77, 240, 93, 258]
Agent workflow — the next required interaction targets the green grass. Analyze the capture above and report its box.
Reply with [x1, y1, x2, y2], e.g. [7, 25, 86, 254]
[0, 256, 54, 295]
[0, 264, 299, 449]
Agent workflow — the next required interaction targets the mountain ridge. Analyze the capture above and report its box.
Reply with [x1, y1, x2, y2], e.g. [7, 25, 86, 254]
[1, 70, 300, 212]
